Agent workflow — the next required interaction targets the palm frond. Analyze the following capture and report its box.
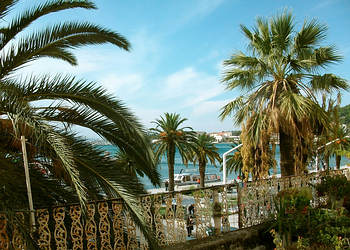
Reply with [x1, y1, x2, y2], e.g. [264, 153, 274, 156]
[270, 10, 294, 53]
[0, 95, 87, 206]
[255, 17, 271, 55]
[223, 148, 243, 175]
[3, 76, 146, 137]
[219, 96, 244, 121]
[294, 19, 327, 52]
[191, 133, 221, 166]
[0, 0, 96, 49]
[312, 46, 342, 68]
[310, 74, 348, 92]
[0, 157, 77, 209]
[0, 22, 130, 78]
[0, 0, 18, 19]
[221, 67, 258, 90]
[240, 24, 254, 43]
[46, 110, 159, 186]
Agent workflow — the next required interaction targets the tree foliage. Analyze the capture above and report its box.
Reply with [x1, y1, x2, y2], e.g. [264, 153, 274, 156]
[0, 1, 160, 247]
[240, 119, 275, 181]
[339, 104, 350, 127]
[317, 95, 350, 170]
[151, 113, 195, 192]
[191, 133, 221, 188]
[220, 10, 348, 176]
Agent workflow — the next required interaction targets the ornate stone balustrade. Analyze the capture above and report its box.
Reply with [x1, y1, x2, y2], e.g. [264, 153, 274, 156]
[0, 169, 348, 249]
[238, 169, 350, 228]
[0, 184, 238, 249]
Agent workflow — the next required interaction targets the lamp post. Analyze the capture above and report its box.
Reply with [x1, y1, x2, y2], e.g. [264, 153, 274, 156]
[222, 144, 243, 184]
[20, 136, 36, 231]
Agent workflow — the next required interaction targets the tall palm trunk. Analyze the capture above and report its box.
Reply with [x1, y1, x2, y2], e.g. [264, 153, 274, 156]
[279, 129, 295, 176]
[167, 143, 175, 192]
[336, 154, 341, 170]
[199, 159, 206, 188]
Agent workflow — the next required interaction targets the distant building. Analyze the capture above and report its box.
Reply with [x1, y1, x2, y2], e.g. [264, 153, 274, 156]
[231, 136, 241, 142]
[218, 131, 233, 137]
[208, 131, 234, 142]
[211, 134, 223, 142]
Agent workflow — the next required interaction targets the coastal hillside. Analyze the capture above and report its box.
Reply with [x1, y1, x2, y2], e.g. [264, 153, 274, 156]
[340, 104, 350, 126]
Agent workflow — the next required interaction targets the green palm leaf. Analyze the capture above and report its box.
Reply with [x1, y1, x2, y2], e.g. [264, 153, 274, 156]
[0, 0, 18, 19]
[0, 0, 96, 49]
[1, 22, 129, 78]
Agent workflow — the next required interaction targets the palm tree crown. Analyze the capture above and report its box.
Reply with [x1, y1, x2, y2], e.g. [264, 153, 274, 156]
[151, 113, 195, 192]
[192, 133, 221, 188]
[220, 11, 348, 176]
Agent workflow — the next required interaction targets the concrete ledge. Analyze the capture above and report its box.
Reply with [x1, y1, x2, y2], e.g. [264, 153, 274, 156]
[163, 223, 273, 250]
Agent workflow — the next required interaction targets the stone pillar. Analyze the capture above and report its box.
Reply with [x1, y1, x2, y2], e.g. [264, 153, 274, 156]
[212, 190, 221, 234]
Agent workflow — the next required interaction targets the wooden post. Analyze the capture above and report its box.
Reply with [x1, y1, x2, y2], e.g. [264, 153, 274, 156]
[20, 136, 36, 231]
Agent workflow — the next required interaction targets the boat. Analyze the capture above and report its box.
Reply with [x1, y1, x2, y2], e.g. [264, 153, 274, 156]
[162, 169, 221, 187]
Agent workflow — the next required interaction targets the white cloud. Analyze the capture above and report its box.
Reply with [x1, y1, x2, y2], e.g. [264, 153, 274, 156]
[216, 61, 225, 73]
[192, 99, 228, 117]
[15, 48, 118, 77]
[313, 0, 340, 10]
[159, 0, 225, 37]
[179, 0, 225, 26]
[161, 67, 225, 108]
[100, 73, 143, 97]
[132, 107, 164, 129]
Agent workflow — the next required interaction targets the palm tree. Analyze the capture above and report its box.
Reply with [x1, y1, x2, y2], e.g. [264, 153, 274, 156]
[220, 11, 348, 177]
[0, 1, 160, 246]
[319, 95, 350, 169]
[224, 146, 243, 177]
[151, 113, 195, 192]
[330, 126, 350, 169]
[192, 133, 221, 188]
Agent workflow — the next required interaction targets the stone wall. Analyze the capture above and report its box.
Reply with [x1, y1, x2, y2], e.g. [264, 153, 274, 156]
[164, 223, 273, 250]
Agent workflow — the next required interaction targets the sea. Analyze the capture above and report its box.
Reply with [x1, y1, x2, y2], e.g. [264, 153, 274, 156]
[99, 143, 350, 190]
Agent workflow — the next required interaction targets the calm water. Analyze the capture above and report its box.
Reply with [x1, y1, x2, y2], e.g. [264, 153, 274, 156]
[99, 143, 350, 189]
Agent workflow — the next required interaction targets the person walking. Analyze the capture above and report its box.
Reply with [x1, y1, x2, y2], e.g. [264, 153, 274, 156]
[165, 181, 169, 191]
[188, 204, 195, 215]
[186, 216, 194, 237]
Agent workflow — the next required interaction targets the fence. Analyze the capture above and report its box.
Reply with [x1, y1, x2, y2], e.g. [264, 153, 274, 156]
[0, 169, 349, 249]
[0, 184, 239, 249]
[238, 168, 350, 228]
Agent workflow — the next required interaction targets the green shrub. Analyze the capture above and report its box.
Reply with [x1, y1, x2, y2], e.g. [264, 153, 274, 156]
[272, 206, 350, 249]
[308, 208, 350, 249]
[277, 187, 312, 213]
[315, 174, 350, 201]
[273, 188, 313, 247]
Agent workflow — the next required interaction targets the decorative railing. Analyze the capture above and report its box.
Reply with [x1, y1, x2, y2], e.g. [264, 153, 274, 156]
[0, 184, 239, 249]
[1, 168, 349, 249]
[238, 169, 350, 228]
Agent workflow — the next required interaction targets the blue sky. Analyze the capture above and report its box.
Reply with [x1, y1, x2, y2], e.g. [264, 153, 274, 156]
[15, 0, 350, 137]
